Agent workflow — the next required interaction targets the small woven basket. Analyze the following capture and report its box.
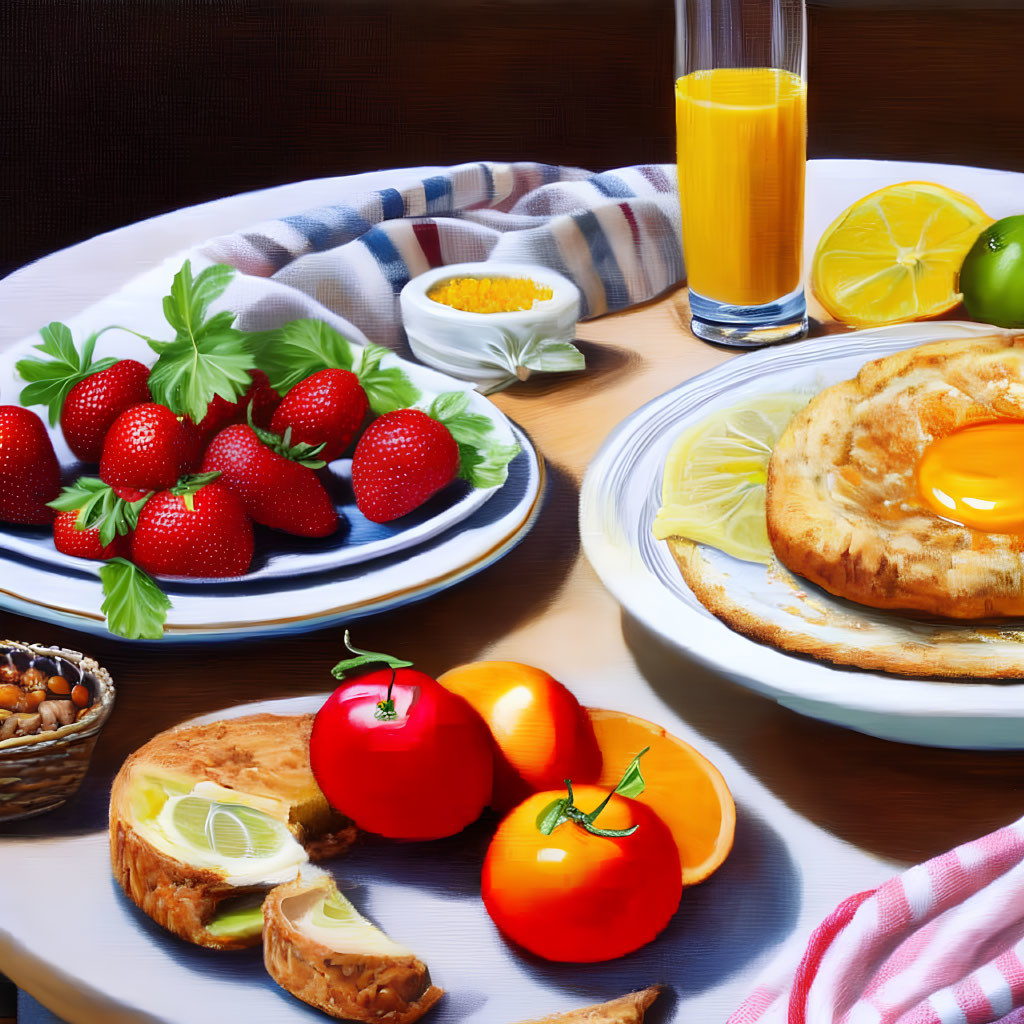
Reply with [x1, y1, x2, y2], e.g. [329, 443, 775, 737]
[0, 639, 115, 822]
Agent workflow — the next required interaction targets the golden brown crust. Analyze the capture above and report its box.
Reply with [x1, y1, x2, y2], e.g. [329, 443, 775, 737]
[667, 537, 1024, 678]
[110, 816, 265, 950]
[513, 986, 661, 1024]
[766, 333, 1024, 619]
[263, 877, 444, 1023]
[109, 713, 356, 948]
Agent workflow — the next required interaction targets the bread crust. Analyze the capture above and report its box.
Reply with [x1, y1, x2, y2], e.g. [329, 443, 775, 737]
[513, 986, 661, 1024]
[667, 535, 1024, 678]
[766, 333, 1024, 618]
[263, 877, 444, 1022]
[109, 713, 356, 948]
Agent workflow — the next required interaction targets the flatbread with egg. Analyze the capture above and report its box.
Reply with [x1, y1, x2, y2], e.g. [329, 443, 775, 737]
[767, 334, 1024, 619]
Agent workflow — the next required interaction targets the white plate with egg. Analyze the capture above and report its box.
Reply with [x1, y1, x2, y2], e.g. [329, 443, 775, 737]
[581, 320, 1024, 750]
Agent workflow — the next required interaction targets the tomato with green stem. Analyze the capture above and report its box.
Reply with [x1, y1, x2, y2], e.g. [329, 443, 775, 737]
[481, 749, 682, 963]
[309, 633, 494, 840]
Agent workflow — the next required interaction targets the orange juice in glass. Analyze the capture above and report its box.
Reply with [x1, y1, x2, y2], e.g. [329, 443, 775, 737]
[675, 0, 808, 346]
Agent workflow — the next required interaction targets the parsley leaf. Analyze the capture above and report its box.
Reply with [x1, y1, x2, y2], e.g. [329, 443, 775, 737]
[428, 391, 520, 488]
[252, 319, 356, 394]
[99, 558, 172, 640]
[163, 262, 235, 338]
[146, 261, 257, 424]
[16, 323, 118, 425]
[48, 478, 151, 547]
[355, 343, 422, 415]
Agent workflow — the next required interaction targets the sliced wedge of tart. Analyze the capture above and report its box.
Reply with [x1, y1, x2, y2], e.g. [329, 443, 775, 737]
[515, 987, 662, 1024]
[109, 714, 356, 950]
[263, 874, 444, 1023]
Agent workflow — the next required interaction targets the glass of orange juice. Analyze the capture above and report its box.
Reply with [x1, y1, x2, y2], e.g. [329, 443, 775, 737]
[675, 0, 808, 346]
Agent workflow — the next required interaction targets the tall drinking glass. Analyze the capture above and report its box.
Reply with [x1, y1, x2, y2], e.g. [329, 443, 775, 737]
[675, 0, 808, 346]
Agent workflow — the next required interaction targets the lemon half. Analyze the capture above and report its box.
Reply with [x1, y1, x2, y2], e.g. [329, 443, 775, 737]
[812, 181, 992, 328]
[654, 393, 809, 563]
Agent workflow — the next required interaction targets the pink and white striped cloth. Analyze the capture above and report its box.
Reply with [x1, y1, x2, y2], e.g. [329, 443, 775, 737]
[200, 160, 683, 349]
[730, 816, 1024, 1024]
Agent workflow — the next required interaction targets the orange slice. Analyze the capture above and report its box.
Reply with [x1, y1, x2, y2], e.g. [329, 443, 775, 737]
[811, 181, 992, 328]
[586, 708, 735, 885]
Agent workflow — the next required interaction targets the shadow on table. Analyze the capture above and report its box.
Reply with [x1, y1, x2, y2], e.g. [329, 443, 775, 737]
[622, 609, 1024, 866]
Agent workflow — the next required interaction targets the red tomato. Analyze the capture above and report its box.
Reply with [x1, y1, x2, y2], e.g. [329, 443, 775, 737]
[310, 658, 493, 841]
[438, 661, 602, 812]
[482, 784, 682, 962]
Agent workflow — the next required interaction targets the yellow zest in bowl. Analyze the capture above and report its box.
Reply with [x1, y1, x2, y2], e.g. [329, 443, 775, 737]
[427, 276, 554, 314]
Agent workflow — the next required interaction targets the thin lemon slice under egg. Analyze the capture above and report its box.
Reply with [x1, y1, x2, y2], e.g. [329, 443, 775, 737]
[918, 421, 1024, 533]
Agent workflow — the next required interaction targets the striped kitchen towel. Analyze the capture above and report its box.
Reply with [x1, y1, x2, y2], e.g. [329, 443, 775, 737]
[730, 815, 1024, 1024]
[201, 161, 683, 348]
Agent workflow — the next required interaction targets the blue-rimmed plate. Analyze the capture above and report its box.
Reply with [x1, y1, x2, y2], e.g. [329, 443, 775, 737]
[0, 250, 543, 642]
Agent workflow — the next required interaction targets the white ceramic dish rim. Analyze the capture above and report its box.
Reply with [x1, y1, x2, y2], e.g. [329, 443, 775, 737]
[0, 419, 543, 640]
[580, 320, 1024, 724]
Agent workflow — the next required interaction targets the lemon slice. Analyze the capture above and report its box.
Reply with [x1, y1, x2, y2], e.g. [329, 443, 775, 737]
[170, 796, 289, 859]
[653, 393, 809, 563]
[811, 181, 992, 328]
[146, 780, 310, 885]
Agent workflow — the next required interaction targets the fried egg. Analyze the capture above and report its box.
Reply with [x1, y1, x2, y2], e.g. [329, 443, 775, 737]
[766, 334, 1024, 619]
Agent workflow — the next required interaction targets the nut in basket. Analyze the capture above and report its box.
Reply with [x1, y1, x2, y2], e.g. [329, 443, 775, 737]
[0, 639, 114, 821]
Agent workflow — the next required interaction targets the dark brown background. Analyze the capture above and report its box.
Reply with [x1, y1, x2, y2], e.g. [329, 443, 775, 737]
[3, 0, 1024, 279]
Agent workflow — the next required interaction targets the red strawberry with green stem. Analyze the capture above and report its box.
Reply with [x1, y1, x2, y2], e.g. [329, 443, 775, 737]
[53, 511, 131, 561]
[0, 406, 61, 525]
[15, 322, 151, 462]
[130, 473, 254, 578]
[99, 403, 194, 501]
[350, 392, 520, 523]
[201, 420, 338, 538]
[270, 368, 369, 463]
[48, 476, 149, 560]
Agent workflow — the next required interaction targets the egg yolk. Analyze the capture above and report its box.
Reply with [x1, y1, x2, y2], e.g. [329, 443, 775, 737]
[917, 421, 1024, 533]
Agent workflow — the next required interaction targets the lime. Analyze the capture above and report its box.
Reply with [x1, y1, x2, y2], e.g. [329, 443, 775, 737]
[959, 215, 1024, 328]
[653, 393, 809, 563]
[169, 795, 290, 860]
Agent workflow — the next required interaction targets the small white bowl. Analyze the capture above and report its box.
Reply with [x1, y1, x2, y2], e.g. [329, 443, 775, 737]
[400, 262, 583, 393]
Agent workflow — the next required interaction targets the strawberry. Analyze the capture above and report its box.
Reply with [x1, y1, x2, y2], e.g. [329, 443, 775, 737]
[99, 403, 193, 501]
[60, 360, 151, 462]
[53, 510, 130, 560]
[15, 322, 151, 462]
[178, 416, 208, 474]
[48, 476, 150, 557]
[200, 423, 338, 538]
[195, 369, 281, 441]
[0, 406, 61, 525]
[351, 392, 521, 523]
[130, 474, 254, 578]
[269, 369, 369, 463]
[351, 409, 458, 523]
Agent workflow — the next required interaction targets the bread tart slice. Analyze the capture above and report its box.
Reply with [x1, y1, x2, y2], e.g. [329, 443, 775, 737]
[514, 986, 661, 1024]
[263, 874, 444, 1022]
[110, 714, 356, 950]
